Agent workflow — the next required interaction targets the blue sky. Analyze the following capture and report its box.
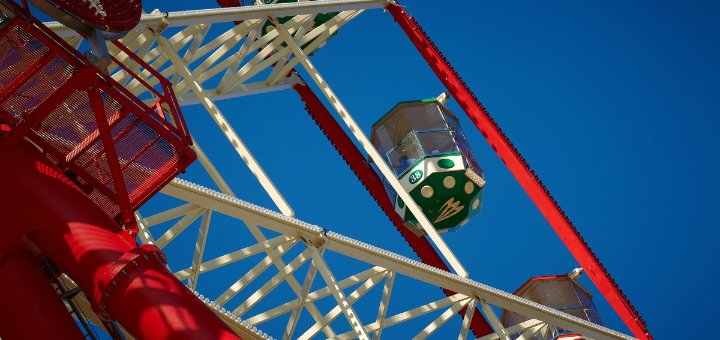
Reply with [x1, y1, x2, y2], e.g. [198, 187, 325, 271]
[131, 1, 719, 338]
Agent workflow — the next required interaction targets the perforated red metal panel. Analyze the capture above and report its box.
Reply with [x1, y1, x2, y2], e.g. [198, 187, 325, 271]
[0, 6, 195, 228]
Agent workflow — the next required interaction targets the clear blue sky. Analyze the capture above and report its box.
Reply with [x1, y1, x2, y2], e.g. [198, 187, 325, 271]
[131, 1, 719, 338]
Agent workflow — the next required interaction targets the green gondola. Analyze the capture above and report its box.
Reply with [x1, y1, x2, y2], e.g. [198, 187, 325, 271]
[371, 97, 485, 235]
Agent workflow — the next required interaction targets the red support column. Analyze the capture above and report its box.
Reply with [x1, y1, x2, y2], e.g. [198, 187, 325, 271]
[0, 142, 239, 340]
[87, 82, 136, 232]
[293, 80, 493, 337]
[0, 250, 85, 340]
[387, 4, 650, 339]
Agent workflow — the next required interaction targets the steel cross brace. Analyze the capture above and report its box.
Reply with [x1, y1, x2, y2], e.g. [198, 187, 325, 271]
[159, 179, 633, 339]
[269, 13, 468, 278]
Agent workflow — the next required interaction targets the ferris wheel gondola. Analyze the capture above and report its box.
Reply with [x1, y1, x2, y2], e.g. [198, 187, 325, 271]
[371, 96, 486, 235]
[501, 270, 604, 340]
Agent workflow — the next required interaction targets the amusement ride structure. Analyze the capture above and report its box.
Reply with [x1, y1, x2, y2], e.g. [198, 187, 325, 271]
[0, 0, 651, 339]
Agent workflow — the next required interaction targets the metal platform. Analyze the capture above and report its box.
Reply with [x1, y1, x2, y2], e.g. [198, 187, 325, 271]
[0, 5, 194, 228]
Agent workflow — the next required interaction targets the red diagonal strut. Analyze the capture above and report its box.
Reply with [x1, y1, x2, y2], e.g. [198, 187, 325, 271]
[293, 80, 493, 337]
[387, 4, 650, 339]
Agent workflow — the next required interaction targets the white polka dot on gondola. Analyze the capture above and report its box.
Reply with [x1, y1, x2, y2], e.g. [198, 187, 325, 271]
[443, 176, 455, 189]
[421, 185, 434, 198]
[464, 181, 474, 195]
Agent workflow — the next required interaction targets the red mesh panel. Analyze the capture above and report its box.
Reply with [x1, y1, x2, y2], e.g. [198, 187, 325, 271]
[37, 90, 99, 155]
[5, 56, 75, 120]
[107, 107, 184, 203]
[88, 186, 122, 219]
[0, 11, 195, 224]
[0, 27, 46, 84]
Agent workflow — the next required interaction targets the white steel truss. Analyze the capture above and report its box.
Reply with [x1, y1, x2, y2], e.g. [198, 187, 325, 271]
[51, 1, 381, 104]
[50, 1, 381, 220]
[42, 1, 636, 338]
[134, 178, 633, 340]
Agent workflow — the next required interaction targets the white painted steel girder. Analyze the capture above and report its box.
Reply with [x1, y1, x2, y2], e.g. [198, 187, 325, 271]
[45, 0, 392, 36]
[154, 178, 633, 340]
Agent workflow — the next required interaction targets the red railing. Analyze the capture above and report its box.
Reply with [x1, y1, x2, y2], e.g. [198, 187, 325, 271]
[0, 4, 195, 233]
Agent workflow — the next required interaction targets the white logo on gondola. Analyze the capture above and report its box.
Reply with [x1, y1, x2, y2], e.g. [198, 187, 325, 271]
[83, 0, 107, 17]
[434, 197, 464, 223]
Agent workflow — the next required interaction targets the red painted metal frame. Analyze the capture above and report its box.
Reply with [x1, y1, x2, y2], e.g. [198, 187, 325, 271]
[0, 3, 240, 338]
[0, 143, 240, 339]
[387, 4, 650, 339]
[0, 3, 195, 234]
[293, 80, 493, 337]
[89, 83, 135, 228]
[0, 250, 85, 340]
[110, 40, 193, 142]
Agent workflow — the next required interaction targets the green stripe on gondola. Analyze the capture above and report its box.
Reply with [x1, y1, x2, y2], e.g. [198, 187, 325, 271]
[398, 152, 462, 180]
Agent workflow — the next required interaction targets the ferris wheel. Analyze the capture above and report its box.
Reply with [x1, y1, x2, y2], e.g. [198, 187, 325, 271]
[0, 0, 651, 339]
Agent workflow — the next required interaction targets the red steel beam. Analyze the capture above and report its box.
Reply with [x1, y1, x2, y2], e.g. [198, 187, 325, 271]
[293, 80, 493, 337]
[387, 4, 650, 339]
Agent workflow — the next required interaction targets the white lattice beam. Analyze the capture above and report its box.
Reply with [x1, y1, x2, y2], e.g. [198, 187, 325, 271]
[157, 179, 634, 340]
[245, 266, 386, 325]
[155, 31, 295, 217]
[297, 269, 387, 340]
[155, 207, 206, 248]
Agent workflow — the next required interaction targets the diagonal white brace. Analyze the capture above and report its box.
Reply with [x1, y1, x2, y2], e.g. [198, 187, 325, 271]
[188, 210, 212, 290]
[374, 271, 395, 340]
[458, 298, 477, 340]
[234, 248, 313, 316]
[284, 247, 322, 340]
[174, 234, 296, 280]
[154, 31, 295, 217]
[330, 293, 471, 339]
[415, 298, 470, 339]
[190, 138, 235, 196]
[308, 245, 370, 340]
[480, 299, 511, 340]
[270, 15, 468, 277]
[156, 208, 207, 249]
[214, 240, 298, 306]
[478, 319, 545, 340]
[134, 211, 156, 245]
[297, 269, 387, 340]
[245, 266, 385, 325]
[143, 203, 201, 227]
